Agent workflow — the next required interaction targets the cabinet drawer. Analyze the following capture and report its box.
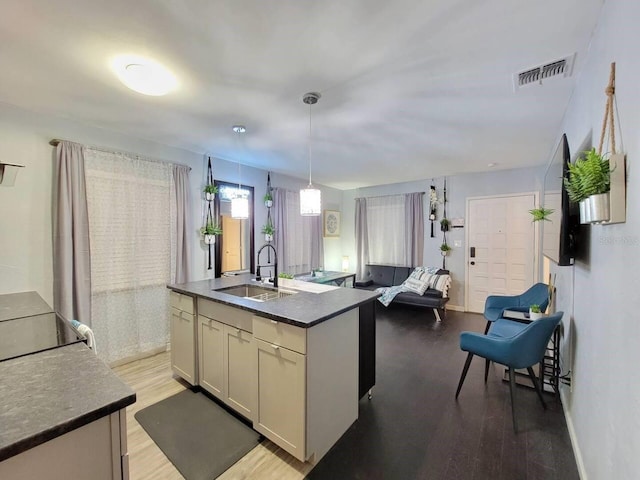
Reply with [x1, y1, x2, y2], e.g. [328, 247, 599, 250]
[198, 298, 253, 332]
[253, 316, 306, 354]
[170, 291, 194, 314]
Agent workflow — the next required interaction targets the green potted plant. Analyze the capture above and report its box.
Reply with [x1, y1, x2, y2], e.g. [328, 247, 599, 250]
[440, 243, 452, 256]
[261, 221, 275, 242]
[529, 304, 543, 320]
[200, 221, 222, 244]
[440, 218, 450, 232]
[278, 272, 294, 279]
[203, 184, 219, 201]
[528, 206, 554, 222]
[264, 192, 273, 208]
[564, 148, 612, 224]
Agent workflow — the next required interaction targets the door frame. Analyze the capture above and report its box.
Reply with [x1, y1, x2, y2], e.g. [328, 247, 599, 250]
[464, 191, 540, 312]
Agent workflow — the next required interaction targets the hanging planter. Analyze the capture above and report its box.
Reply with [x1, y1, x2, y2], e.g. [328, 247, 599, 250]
[565, 148, 612, 224]
[203, 184, 218, 202]
[264, 192, 273, 208]
[440, 218, 450, 232]
[261, 222, 275, 243]
[440, 243, 452, 256]
[200, 221, 222, 245]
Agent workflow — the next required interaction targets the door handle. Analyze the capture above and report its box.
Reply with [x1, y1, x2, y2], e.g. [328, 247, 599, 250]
[470, 246, 476, 258]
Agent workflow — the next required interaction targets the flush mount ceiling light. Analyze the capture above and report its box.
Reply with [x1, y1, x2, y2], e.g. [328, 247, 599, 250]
[300, 92, 322, 216]
[231, 125, 249, 219]
[112, 55, 178, 96]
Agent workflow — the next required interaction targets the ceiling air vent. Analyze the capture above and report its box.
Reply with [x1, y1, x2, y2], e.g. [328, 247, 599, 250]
[514, 53, 575, 90]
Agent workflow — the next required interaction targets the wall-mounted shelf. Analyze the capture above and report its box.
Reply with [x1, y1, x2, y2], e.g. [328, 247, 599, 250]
[0, 163, 25, 186]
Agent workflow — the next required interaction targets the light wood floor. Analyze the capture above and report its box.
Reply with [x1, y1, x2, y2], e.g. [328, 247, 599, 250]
[113, 351, 312, 480]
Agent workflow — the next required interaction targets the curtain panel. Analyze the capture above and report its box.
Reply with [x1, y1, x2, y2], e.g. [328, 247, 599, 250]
[53, 141, 92, 325]
[273, 188, 324, 275]
[357, 192, 425, 273]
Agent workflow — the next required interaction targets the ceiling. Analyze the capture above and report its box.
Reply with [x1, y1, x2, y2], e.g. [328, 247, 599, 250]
[0, 0, 603, 189]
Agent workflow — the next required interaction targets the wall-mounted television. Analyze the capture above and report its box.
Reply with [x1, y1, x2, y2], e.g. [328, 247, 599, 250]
[542, 134, 579, 266]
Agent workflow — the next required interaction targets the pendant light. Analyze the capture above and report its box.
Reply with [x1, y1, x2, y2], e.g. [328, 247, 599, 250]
[300, 92, 322, 216]
[231, 125, 249, 219]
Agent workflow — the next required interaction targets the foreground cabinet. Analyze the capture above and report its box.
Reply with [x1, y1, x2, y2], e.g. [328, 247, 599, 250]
[0, 410, 128, 480]
[253, 310, 358, 463]
[198, 299, 255, 421]
[170, 291, 196, 385]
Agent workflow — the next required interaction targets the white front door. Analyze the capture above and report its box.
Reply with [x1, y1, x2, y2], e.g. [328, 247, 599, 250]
[466, 194, 538, 313]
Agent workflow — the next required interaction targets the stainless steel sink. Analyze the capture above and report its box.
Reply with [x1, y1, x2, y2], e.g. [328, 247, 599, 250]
[214, 284, 297, 302]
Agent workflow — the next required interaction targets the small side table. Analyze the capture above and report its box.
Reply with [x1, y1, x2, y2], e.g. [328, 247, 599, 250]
[501, 310, 560, 395]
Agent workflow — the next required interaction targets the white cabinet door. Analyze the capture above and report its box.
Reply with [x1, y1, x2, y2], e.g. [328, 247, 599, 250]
[170, 307, 195, 384]
[199, 315, 224, 399]
[254, 338, 306, 462]
[223, 325, 255, 420]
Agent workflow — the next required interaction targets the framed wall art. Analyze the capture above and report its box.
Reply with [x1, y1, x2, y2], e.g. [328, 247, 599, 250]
[323, 210, 340, 237]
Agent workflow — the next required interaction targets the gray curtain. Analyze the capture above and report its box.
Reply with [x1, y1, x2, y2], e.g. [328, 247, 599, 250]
[53, 141, 92, 325]
[173, 165, 192, 283]
[273, 187, 324, 274]
[405, 192, 424, 267]
[355, 197, 369, 280]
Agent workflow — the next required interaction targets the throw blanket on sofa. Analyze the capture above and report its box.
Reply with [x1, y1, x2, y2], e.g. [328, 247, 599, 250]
[376, 266, 450, 307]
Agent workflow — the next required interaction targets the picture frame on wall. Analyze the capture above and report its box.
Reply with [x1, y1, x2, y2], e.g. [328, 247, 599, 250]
[323, 210, 341, 237]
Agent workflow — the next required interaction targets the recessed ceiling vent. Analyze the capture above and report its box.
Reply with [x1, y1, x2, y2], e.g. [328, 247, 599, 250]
[514, 54, 576, 90]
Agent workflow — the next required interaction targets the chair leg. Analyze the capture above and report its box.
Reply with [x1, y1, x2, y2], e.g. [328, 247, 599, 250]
[527, 367, 547, 410]
[484, 359, 491, 383]
[508, 367, 518, 433]
[484, 321, 491, 334]
[455, 353, 474, 399]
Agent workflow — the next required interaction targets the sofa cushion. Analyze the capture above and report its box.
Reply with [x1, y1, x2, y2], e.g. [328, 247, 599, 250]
[366, 265, 396, 287]
[393, 267, 411, 286]
[403, 276, 429, 295]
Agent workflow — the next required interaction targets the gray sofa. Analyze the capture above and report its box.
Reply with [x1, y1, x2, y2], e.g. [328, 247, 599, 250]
[355, 264, 450, 321]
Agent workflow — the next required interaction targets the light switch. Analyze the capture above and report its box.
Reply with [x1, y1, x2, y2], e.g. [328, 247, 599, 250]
[454, 240, 462, 247]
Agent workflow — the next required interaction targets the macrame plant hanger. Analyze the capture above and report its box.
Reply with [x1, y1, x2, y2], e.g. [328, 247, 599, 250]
[598, 62, 617, 158]
[265, 172, 273, 263]
[441, 178, 448, 270]
[429, 181, 437, 238]
[205, 157, 215, 270]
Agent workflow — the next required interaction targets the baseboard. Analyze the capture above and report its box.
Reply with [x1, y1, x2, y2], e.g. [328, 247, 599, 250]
[109, 345, 169, 368]
[446, 304, 465, 312]
[560, 387, 588, 480]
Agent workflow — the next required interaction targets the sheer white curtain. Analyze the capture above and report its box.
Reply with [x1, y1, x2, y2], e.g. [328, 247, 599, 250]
[273, 188, 324, 275]
[84, 148, 175, 364]
[367, 195, 407, 265]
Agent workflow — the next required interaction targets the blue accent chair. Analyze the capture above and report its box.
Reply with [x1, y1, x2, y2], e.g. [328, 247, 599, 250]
[455, 312, 563, 432]
[483, 283, 550, 334]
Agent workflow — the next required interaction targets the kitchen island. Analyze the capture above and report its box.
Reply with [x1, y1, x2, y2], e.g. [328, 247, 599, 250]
[167, 274, 379, 463]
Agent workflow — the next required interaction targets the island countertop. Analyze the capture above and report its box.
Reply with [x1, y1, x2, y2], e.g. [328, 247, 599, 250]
[0, 342, 136, 462]
[168, 274, 380, 328]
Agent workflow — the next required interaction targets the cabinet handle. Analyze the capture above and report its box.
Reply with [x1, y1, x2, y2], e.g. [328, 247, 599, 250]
[270, 344, 279, 350]
[270, 320, 278, 324]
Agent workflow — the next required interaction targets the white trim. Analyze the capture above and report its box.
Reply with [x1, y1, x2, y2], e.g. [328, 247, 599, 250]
[108, 345, 168, 368]
[446, 304, 465, 312]
[464, 191, 540, 312]
[560, 387, 588, 480]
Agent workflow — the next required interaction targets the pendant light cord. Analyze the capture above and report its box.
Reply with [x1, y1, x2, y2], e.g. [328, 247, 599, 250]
[308, 101, 312, 186]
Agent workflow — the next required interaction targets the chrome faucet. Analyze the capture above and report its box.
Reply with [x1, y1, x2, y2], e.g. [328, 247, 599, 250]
[256, 243, 278, 287]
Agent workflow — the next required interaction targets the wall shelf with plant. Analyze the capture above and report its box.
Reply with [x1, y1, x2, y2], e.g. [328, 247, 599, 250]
[564, 62, 626, 225]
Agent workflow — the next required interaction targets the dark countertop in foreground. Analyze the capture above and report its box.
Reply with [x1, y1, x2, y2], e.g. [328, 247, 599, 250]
[169, 274, 380, 328]
[0, 342, 136, 462]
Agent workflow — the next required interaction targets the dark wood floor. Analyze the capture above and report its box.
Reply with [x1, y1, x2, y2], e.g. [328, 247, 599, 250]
[307, 305, 579, 480]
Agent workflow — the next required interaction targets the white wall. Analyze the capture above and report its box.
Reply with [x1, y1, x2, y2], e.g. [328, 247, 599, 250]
[341, 166, 543, 308]
[0, 102, 342, 306]
[552, 1, 640, 478]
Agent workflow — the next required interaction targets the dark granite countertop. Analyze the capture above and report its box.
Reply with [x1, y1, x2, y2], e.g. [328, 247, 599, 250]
[0, 291, 52, 322]
[168, 274, 380, 328]
[0, 342, 136, 462]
